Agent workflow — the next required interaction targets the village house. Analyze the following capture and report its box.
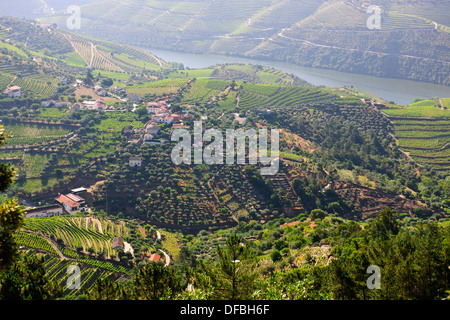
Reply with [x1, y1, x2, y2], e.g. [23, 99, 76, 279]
[42, 100, 55, 107]
[94, 85, 107, 97]
[147, 102, 165, 114]
[171, 114, 181, 123]
[129, 156, 142, 167]
[123, 125, 134, 135]
[55, 194, 83, 215]
[93, 99, 107, 110]
[145, 120, 161, 135]
[71, 187, 87, 195]
[127, 136, 143, 145]
[109, 85, 127, 95]
[3, 86, 22, 98]
[65, 193, 87, 211]
[152, 113, 174, 124]
[24, 204, 63, 218]
[58, 75, 73, 84]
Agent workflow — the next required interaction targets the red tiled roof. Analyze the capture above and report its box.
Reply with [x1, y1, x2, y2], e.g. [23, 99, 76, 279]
[149, 253, 161, 262]
[55, 194, 79, 208]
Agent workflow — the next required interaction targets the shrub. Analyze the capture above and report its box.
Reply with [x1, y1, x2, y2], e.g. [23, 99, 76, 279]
[270, 249, 282, 262]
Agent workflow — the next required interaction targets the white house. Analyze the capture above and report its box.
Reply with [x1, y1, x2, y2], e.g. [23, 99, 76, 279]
[65, 193, 86, 211]
[55, 194, 81, 215]
[42, 100, 55, 107]
[129, 156, 142, 167]
[3, 86, 22, 98]
[24, 204, 63, 218]
[152, 113, 173, 124]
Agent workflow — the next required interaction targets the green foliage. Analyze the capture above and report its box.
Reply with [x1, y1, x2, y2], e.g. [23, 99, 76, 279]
[195, 234, 259, 300]
[0, 254, 61, 300]
[134, 262, 181, 300]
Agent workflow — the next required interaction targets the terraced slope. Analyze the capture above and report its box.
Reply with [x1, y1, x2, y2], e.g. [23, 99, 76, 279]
[383, 99, 450, 171]
[36, 0, 450, 85]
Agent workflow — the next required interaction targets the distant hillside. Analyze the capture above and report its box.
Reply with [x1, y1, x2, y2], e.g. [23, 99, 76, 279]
[34, 0, 450, 85]
[0, 16, 167, 99]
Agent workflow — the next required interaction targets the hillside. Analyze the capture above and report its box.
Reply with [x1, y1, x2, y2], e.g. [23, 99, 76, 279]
[34, 0, 450, 85]
[0, 16, 450, 302]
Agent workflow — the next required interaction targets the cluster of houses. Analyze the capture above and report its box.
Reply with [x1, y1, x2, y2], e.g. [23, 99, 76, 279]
[42, 98, 112, 111]
[24, 188, 89, 218]
[123, 100, 192, 145]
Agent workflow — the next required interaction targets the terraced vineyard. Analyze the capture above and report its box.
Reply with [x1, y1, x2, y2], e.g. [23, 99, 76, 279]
[237, 85, 341, 110]
[127, 78, 190, 96]
[60, 30, 163, 72]
[384, 99, 450, 171]
[0, 122, 72, 147]
[13, 213, 179, 297]
[0, 63, 57, 98]
[23, 216, 130, 258]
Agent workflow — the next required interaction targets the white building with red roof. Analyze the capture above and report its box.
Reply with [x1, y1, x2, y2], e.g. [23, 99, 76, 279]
[55, 193, 87, 214]
[3, 86, 22, 98]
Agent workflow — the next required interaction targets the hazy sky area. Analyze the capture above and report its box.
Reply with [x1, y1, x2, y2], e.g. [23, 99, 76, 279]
[0, 0, 94, 18]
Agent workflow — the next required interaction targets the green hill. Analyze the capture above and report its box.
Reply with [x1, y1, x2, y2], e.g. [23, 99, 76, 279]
[35, 0, 450, 85]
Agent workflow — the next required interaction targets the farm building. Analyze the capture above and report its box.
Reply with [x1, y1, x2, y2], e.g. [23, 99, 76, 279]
[3, 86, 22, 98]
[71, 187, 87, 194]
[24, 204, 63, 218]
[65, 193, 87, 209]
[112, 237, 124, 249]
[58, 75, 73, 84]
[55, 193, 87, 215]
[129, 156, 142, 167]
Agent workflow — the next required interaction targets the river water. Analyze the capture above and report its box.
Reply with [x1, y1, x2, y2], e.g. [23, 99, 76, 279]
[143, 47, 449, 106]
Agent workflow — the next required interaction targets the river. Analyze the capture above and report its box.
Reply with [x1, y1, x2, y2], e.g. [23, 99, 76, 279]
[143, 47, 449, 106]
